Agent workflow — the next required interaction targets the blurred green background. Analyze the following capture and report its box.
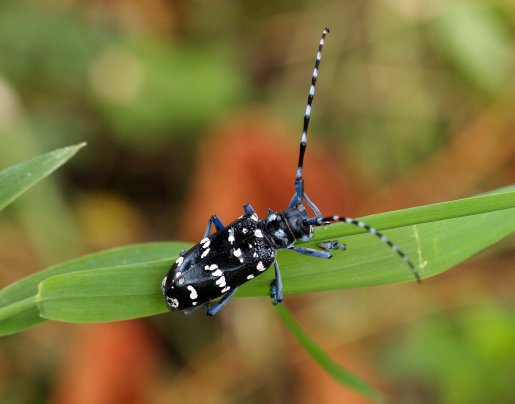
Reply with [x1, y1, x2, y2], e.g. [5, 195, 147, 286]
[0, 0, 515, 403]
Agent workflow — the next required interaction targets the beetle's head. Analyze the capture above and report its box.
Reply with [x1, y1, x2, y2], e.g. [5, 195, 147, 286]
[266, 204, 312, 248]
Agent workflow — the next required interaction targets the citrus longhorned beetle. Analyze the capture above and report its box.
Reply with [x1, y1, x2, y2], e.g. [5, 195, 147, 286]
[161, 28, 420, 316]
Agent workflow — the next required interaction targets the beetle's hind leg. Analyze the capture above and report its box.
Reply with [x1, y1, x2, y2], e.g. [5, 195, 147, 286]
[270, 261, 283, 305]
[206, 288, 238, 316]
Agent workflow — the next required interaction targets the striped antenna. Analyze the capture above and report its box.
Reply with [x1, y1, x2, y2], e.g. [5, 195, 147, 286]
[307, 215, 421, 282]
[294, 27, 330, 201]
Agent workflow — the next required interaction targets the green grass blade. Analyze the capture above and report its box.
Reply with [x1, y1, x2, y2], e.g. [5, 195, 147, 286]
[38, 259, 174, 322]
[275, 304, 383, 401]
[34, 185, 515, 324]
[0, 242, 190, 335]
[0, 143, 86, 212]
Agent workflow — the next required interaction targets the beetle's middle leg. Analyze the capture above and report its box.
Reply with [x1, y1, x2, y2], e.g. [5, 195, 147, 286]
[243, 203, 255, 215]
[204, 215, 225, 238]
[270, 261, 283, 305]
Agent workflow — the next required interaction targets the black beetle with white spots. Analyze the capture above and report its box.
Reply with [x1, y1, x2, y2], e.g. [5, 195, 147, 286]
[162, 28, 420, 316]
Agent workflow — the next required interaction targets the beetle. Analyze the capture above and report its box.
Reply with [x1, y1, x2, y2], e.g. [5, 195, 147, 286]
[162, 27, 420, 316]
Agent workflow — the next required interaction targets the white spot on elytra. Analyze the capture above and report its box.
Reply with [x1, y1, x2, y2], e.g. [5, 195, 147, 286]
[212, 269, 223, 277]
[205, 264, 218, 271]
[221, 286, 231, 293]
[179, 277, 185, 285]
[204, 265, 210, 270]
[253, 252, 258, 258]
[216, 276, 226, 288]
[166, 297, 179, 309]
[161, 276, 167, 291]
[242, 228, 248, 234]
[251, 214, 258, 221]
[257, 262, 266, 271]
[187, 285, 198, 300]
[202, 239, 211, 248]
[255, 229, 263, 238]
[248, 244, 253, 249]
[201, 248, 210, 258]
[176, 256, 184, 266]
[233, 248, 242, 257]
[247, 275, 254, 280]
[175, 271, 181, 278]
[193, 302, 198, 306]
[200, 237, 209, 245]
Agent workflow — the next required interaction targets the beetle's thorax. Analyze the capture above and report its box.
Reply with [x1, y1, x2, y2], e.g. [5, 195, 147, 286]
[259, 204, 313, 249]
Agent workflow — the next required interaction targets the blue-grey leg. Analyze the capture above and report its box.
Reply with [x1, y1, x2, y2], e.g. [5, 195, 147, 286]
[182, 306, 201, 316]
[288, 193, 323, 219]
[270, 261, 283, 305]
[206, 287, 238, 316]
[289, 246, 332, 259]
[243, 203, 255, 215]
[180, 250, 187, 256]
[319, 240, 346, 253]
[204, 215, 225, 238]
[303, 193, 323, 219]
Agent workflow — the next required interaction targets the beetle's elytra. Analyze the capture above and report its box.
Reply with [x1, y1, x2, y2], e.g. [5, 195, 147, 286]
[162, 28, 420, 316]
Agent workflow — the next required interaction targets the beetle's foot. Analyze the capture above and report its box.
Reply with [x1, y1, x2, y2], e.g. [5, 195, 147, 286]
[319, 240, 346, 254]
[270, 280, 283, 305]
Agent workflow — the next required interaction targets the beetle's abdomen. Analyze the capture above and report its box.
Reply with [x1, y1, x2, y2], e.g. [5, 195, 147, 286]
[162, 212, 276, 311]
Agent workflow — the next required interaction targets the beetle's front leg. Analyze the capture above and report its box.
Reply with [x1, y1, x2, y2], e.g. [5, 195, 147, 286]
[270, 261, 283, 305]
[318, 240, 346, 255]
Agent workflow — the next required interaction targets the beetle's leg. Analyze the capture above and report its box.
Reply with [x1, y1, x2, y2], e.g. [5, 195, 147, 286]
[243, 203, 255, 215]
[270, 261, 283, 305]
[289, 246, 333, 259]
[319, 240, 346, 254]
[206, 287, 238, 316]
[182, 306, 201, 316]
[303, 194, 324, 219]
[183, 302, 211, 316]
[287, 193, 323, 219]
[204, 215, 225, 238]
[180, 250, 187, 256]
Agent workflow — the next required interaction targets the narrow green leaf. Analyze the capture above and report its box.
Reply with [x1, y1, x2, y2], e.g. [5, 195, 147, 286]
[275, 304, 383, 401]
[0, 143, 86, 212]
[0, 242, 189, 335]
[34, 185, 515, 324]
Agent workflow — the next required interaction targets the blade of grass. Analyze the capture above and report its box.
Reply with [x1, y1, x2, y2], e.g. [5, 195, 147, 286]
[275, 304, 383, 401]
[34, 185, 515, 323]
[0, 242, 190, 335]
[0, 143, 86, 212]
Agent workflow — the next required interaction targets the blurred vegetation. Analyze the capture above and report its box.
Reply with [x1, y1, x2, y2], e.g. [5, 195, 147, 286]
[0, 0, 514, 403]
